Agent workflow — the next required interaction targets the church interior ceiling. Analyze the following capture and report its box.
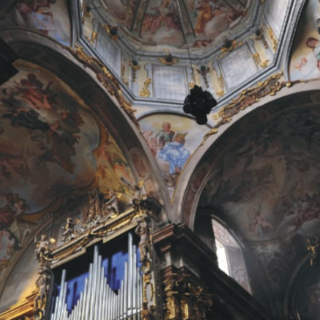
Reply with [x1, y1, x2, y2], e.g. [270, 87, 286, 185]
[1, 0, 320, 319]
[97, 0, 253, 55]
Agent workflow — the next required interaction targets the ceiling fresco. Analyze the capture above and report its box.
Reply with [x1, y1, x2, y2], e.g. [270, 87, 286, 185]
[100, 0, 252, 52]
[200, 106, 320, 242]
[0, 0, 71, 46]
[289, 0, 320, 81]
[0, 59, 136, 268]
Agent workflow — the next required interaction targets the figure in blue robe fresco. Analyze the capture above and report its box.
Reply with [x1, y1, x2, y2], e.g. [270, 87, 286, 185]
[157, 132, 190, 181]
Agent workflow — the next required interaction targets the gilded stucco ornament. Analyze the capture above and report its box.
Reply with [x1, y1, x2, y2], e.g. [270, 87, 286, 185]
[307, 236, 319, 266]
[268, 27, 278, 52]
[158, 54, 179, 66]
[89, 30, 98, 45]
[140, 78, 152, 97]
[202, 73, 304, 144]
[130, 60, 141, 83]
[33, 235, 56, 320]
[255, 29, 269, 49]
[163, 273, 213, 320]
[64, 45, 139, 128]
[197, 66, 210, 88]
[103, 24, 119, 41]
[81, 1, 91, 24]
[0, 293, 36, 320]
[218, 40, 243, 58]
[213, 68, 225, 97]
[252, 53, 269, 68]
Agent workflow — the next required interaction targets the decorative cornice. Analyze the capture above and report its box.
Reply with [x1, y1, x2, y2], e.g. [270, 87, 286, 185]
[252, 53, 269, 68]
[0, 292, 36, 320]
[267, 27, 278, 52]
[202, 73, 304, 144]
[158, 54, 179, 66]
[218, 40, 243, 59]
[103, 24, 119, 41]
[139, 78, 152, 98]
[163, 272, 213, 320]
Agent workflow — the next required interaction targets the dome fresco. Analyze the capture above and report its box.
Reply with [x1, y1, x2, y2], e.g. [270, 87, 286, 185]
[97, 0, 253, 54]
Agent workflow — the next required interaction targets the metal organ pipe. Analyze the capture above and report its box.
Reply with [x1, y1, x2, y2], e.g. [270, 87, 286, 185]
[50, 234, 142, 320]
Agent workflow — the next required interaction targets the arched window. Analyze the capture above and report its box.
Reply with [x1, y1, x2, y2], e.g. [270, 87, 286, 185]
[212, 218, 252, 293]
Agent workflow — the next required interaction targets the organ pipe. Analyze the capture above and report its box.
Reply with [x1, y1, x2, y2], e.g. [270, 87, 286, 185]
[51, 235, 142, 320]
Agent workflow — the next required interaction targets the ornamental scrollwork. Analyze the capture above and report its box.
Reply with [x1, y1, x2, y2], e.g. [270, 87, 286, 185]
[202, 73, 304, 144]
[163, 273, 213, 320]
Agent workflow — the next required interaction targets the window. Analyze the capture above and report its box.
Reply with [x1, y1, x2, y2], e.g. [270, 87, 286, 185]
[212, 219, 251, 293]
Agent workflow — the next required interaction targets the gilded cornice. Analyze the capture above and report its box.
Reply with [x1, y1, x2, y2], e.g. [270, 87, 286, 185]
[202, 73, 304, 144]
[64, 44, 139, 128]
[0, 292, 36, 320]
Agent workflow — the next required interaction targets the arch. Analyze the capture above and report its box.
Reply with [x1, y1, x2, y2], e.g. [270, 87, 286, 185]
[173, 80, 320, 228]
[175, 83, 320, 316]
[0, 28, 170, 218]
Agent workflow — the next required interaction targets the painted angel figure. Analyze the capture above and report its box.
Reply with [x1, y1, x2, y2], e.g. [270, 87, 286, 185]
[306, 37, 320, 71]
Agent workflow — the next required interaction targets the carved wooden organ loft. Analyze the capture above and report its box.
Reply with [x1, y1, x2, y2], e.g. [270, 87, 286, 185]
[51, 236, 142, 320]
[0, 187, 277, 320]
[29, 189, 162, 320]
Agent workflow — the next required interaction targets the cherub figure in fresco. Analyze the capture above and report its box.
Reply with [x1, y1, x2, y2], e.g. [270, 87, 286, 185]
[0, 193, 30, 226]
[278, 193, 320, 235]
[0, 229, 15, 263]
[306, 37, 320, 71]
[294, 57, 308, 71]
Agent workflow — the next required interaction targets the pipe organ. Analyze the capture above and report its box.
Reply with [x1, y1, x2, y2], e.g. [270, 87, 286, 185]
[51, 234, 143, 320]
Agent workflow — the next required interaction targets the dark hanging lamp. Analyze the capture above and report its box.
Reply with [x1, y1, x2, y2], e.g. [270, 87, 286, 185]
[183, 85, 217, 125]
